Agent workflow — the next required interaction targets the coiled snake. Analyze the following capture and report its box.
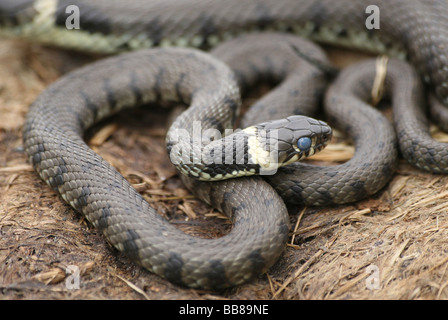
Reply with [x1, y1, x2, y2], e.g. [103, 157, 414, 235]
[1, 0, 448, 289]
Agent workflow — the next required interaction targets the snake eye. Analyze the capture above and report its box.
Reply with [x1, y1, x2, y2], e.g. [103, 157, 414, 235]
[297, 137, 312, 152]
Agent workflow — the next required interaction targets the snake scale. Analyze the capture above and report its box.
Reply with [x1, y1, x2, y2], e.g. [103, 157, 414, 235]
[1, 0, 448, 289]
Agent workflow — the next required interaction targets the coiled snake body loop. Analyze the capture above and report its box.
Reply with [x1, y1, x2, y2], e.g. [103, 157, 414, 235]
[2, 0, 448, 289]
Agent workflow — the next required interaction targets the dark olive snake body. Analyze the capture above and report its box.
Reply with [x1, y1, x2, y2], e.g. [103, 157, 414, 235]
[2, 0, 448, 289]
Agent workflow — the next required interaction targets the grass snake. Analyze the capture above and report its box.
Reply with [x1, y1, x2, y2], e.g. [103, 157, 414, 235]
[1, 0, 448, 289]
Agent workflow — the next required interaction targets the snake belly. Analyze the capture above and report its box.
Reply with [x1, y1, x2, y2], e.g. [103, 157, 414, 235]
[2, 0, 448, 289]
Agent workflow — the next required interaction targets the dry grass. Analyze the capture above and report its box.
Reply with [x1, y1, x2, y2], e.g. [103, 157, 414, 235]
[1, 39, 448, 300]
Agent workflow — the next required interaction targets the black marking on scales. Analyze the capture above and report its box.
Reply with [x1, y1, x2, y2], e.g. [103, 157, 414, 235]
[80, 90, 99, 123]
[205, 259, 228, 289]
[97, 207, 112, 231]
[144, 17, 164, 47]
[153, 67, 165, 102]
[174, 72, 189, 104]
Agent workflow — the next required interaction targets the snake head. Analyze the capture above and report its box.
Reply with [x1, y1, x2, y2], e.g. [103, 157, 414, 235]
[0, 0, 34, 27]
[254, 115, 332, 170]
